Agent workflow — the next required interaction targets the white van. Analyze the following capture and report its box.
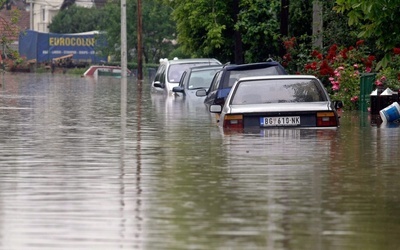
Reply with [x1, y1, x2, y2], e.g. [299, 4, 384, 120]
[151, 57, 221, 95]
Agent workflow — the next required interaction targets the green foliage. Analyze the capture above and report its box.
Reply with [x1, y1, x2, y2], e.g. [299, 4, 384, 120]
[6, 53, 31, 72]
[165, 0, 234, 62]
[329, 65, 362, 111]
[376, 53, 400, 91]
[281, 1, 362, 74]
[288, 0, 312, 38]
[49, 0, 176, 64]
[168, 46, 191, 59]
[49, 5, 103, 33]
[1, 7, 21, 57]
[165, 0, 366, 64]
[334, 0, 400, 68]
[323, 1, 358, 47]
[96, 2, 124, 61]
[279, 35, 313, 74]
[45, 0, 400, 76]
[165, 0, 288, 63]
[282, 38, 379, 110]
[98, 0, 177, 64]
[67, 67, 86, 75]
[236, 0, 281, 62]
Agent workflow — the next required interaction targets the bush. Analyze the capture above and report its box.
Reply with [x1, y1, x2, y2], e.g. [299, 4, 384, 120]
[375, 49, 400, 91]
[281, 38, 379, 110]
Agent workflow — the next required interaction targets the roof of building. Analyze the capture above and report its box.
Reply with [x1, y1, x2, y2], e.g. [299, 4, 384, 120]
[0, 4, 30, 42]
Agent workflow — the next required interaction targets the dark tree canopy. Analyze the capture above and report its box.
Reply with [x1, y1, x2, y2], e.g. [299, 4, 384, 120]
[335, 0, 400, 67]
[47, 0, 394, 67]
[49, 0, 177, 64]
[98, 0, 177, 63]
[49, 5, 103, 33]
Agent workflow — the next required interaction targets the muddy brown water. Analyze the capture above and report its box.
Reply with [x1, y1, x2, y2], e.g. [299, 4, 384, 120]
[0, 73, 399, 250]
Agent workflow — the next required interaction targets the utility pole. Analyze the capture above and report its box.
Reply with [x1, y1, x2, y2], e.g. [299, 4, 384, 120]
[136, 0, 143, 81]
[30, 0, 33, 30]
[120, 0, 127, 78]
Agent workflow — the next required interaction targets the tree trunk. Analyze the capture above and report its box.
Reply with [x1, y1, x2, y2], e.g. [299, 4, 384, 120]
[312, 0, 323, 49]
[233, 0, 243, 64]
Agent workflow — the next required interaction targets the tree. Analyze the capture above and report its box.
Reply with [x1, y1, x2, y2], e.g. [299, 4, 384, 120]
[0, 0, 22, 58]
[165, 0, 283, 63]
[334, 0, 400, 68]
[233, 0, 243, 64]
[141, 0, 177, 63]
[279, 0, 289, 57]
[164, 0, 235, 63]
[48, 5, 103, 33]
[323, 1, 359, 48]
[288, 0, 312, 38]
[237, 0, 281, 62]
[49, 0, 177, 64]
[99, 0, 177, 64]
[286, 0, 362, 49]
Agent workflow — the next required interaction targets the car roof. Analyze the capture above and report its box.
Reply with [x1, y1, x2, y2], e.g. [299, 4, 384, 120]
[160, 58, 221, 65]
[236, 74, 318, 82]
[222, 61, 284, 71]
[186, 65, 223, 72]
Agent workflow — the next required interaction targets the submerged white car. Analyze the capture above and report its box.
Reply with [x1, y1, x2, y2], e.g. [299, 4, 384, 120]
[208, 75, 342, 131]
[151, 58, 221, 95]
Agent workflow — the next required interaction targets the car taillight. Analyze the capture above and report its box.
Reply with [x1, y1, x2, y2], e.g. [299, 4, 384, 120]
[316, 112, 338, 127]
[223, 114, 243, 129]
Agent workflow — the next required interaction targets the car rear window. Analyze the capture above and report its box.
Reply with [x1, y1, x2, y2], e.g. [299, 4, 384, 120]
[231, 79, 328, 105]
[168, 62, 220, 83]
[188, 69, 220, 90]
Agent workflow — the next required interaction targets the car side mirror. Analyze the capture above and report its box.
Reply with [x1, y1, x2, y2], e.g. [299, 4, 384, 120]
[153, 81, 164, 88]
[333, 100, 343, 110]
[196, 89, 207, 97]
[209, 104, 222, 113]
[172, 86, 184, 93]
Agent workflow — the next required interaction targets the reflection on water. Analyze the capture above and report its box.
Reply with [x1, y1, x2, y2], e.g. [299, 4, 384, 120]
[1, 73, 400, 249]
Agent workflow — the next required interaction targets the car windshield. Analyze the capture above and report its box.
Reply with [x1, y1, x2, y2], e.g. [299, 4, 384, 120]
[231, 78, 328, 105]
[168, 62, 219, 83]
[224, 67, 283, 88]
[187, 69, 220, 90]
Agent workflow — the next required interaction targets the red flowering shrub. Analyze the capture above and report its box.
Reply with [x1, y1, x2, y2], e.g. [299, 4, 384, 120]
[281, 38, 377, 110]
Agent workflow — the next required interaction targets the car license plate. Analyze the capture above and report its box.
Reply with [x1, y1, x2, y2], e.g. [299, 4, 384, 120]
[260, 116, 301, 127]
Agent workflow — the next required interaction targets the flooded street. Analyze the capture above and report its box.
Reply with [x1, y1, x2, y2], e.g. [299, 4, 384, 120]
[1, 73, 400, 250]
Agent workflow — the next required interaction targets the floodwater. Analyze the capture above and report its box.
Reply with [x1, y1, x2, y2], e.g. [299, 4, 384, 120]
[0, 73, 400, 250]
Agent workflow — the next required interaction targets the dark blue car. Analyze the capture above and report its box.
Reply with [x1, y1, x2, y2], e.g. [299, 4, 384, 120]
[202, 61, 287, 108]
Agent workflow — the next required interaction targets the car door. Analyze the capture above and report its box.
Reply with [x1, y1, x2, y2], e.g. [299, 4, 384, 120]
[152, 64, 166, 89]
[204, 70, 223, 107]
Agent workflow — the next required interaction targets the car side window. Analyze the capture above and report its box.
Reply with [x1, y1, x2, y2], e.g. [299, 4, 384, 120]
[159, 65, 166, 86]
[180, 71, 187, 87]
[154, 65, 165, 82]
[209, 71, 222, 92]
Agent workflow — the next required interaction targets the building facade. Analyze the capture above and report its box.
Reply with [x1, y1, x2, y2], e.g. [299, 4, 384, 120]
[30, 0, 95, 32]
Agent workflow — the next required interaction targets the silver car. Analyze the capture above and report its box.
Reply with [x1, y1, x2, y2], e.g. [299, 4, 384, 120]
[151, 58, 221, 95]
[209, 75, 342, 131]
[172, 65, 223, 100]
